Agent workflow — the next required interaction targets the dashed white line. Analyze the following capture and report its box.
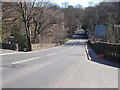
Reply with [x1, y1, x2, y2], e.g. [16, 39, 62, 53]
[46, 53, 57, 56]
[0, 40, 78, 56]
[11, 57, 40, 65]
[4, 40, 82, 66]
[9, 44, 76, 64]
[0, 46, 61, 56]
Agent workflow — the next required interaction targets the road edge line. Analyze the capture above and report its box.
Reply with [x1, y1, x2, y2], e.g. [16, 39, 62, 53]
[85, 44, 91, 60]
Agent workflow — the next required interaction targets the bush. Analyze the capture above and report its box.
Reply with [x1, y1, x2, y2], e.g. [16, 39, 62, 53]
[18, 35, 27, 51]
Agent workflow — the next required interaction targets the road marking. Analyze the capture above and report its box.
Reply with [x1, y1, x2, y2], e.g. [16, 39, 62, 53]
[4, 41, 77, 65]
[3, 52, 68, 85]
[46, 53, 57, 56]
[0, 52, 24, 56]
[85, 45, 91, 60]
[0, 40, 77, 56]
[57, 42, 77, 53]
[11, 57, 40, 65]
[1, 39, 79, 56]
[0, 46, 62, 56]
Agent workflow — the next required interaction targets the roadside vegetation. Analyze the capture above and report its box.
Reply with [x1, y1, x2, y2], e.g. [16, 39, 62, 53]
[1, 1, 120, 51]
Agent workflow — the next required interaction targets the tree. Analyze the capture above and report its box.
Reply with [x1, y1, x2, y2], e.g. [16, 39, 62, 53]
[31, 2, 53, 43]
[62, 2, 69, 8]
[81, 2, 120, 43]
[63, 5, 83, 38]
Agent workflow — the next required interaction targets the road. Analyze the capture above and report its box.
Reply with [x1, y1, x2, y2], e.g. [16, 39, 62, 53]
[1, 39, 118, 88]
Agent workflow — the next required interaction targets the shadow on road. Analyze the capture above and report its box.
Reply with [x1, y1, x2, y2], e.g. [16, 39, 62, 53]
[63, 34, 87, 47]
[88, 47, 120, 68]
[70, 54, 85, 56]
[64, 41, 86, 47]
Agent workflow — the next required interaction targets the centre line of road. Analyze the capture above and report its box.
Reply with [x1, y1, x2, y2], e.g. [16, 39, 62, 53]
[10, 44, 75, 65]
[46, 52, 57, 56]
[1, 40, 79, 56]
[11, 57, 40, 65]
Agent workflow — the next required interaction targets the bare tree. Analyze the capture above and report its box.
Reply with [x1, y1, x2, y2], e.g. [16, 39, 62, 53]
[13, 0, 51, 50]
[31, 2, 52, 43]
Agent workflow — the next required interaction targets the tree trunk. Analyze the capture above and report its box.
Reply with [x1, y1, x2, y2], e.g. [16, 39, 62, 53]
[24, 20, 32, 51]
[26, 34, 32, 51]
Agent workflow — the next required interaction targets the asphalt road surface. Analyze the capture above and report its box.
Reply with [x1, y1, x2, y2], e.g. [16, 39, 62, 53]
[1, 39, 118, 88]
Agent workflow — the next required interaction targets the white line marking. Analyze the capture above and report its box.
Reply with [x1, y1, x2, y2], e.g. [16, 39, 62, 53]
[85, 45, 91, 60]
[0, 46, 61, 56]
[0, 52, 24, 56]
[57, 42, 76, 53]
[46, 53, 56, 56]
[11, 57, 40, 64]
[1, 40, 77, 56]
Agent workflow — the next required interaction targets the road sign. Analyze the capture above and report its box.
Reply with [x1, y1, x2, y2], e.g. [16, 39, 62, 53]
[95, 25, 106, 36]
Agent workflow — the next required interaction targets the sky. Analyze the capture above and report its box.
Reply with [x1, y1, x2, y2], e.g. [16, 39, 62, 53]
[52, 0, 101, 7]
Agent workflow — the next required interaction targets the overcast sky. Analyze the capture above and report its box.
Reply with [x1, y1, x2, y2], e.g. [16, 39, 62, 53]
[52, 0, 101, 7]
